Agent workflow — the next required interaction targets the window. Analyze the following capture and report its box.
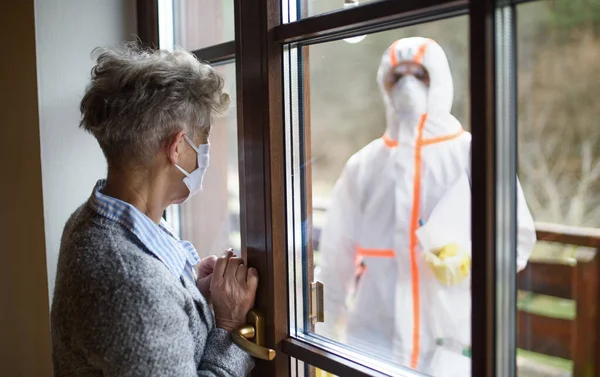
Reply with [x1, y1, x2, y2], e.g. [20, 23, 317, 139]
[149, 0, 600, 375]
[296, 0, 380, 20]
[158, 2, 239, 257]
[284, 17, 472, 376]
[179, 65, 241, 256]
[172, 0, 235, 51]
[517, 1, 599, 230]
[516, 1, 600, 376]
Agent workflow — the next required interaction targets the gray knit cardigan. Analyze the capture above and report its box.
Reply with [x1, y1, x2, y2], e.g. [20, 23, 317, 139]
[51, 202, 254, 376]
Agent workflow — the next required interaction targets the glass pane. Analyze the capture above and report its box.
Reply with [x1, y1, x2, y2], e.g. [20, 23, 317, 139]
[516, 1, 600, 376]
[517, 1, 600, 230]
[172, 0, 235, 51]
[290, 357, 308, 377]
[285, 17, 476, 376]
[287, 0, 381, 21]
[179, 64, 240, 256]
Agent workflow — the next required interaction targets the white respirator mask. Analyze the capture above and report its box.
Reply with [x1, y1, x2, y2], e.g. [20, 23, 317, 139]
[389, 75, 429, 115]
[175, 135, 210, 202]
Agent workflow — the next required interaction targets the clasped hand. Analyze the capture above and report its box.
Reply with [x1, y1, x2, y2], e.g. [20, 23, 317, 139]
[196, 249, 259, 333]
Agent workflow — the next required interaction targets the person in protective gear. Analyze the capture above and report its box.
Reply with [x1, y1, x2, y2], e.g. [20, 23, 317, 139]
[315, 37, 536, 375]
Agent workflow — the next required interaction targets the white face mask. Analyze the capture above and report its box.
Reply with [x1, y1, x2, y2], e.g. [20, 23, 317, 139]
[175, 135, 210, 202]
[389, 75, 429, 115]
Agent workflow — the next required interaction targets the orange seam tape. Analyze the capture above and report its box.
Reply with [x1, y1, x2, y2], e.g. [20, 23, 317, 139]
[421, 129, 465, 146]
[409, 113, 428, 369]
[390, 39, 432, 68]
[382, 133, 399, 148]
[413, 39, 432, 64]
[356, 247, 396, 258]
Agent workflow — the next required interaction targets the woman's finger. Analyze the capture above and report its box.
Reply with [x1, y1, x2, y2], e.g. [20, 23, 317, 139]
[213, 251, 234, 278]
[224, 257, 244, 279]
[247, 267, 259, 294]
[199, 255, 218, 274]
[235, 264, 248, 284]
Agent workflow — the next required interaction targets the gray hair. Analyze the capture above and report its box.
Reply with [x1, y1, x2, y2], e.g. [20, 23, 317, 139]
[79, 41, 229, 166]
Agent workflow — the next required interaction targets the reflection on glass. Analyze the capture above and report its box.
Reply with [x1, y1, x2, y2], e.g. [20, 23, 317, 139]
[179, 64, 240, 257]
[301, 16, 535, 376]
[516, 1, 600, 376]
[172, 0, 235, 51]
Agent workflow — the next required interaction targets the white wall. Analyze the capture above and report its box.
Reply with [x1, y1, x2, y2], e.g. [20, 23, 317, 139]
[35, 0, 138, 300]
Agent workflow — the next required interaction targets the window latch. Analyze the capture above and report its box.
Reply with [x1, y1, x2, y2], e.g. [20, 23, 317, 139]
[309, 281, 325, 324]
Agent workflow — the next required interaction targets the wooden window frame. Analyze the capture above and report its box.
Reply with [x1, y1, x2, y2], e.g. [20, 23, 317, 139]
[234, 1, 486, 376]
[137, 0, 547, 376]
[137, 0, 159, 47]
[191, 41, 236, 65]
[470, 1, 498, 375]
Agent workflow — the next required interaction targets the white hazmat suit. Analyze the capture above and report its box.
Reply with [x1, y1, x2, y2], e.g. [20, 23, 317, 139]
[315, 37, 536, 375]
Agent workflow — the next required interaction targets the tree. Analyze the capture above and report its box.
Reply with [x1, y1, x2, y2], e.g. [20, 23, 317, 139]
[518, 2, 600, 233]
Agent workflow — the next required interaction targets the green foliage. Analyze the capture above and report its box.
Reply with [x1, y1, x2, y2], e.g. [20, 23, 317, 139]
[517, 349, 573, 372]
[548, 0, 600, 32]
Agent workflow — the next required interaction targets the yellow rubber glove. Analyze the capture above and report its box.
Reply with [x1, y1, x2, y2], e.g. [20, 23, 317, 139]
[424, 242, 471, 286]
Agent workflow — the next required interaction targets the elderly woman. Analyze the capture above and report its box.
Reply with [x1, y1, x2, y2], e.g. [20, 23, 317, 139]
[51, 43, 257, 376]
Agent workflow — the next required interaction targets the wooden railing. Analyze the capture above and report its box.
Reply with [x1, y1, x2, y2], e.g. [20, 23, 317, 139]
[311, 205, 600, 377]
[518, 223, 600, 377]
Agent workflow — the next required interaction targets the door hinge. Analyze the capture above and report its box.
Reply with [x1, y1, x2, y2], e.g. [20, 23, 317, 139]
[309, 281, 324, 324]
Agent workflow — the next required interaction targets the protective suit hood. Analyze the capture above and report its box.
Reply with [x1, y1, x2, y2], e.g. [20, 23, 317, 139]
[377, 37, 461, 144]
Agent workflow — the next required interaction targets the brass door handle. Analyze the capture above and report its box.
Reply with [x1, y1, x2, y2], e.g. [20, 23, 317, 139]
[232, 309, 276, 361]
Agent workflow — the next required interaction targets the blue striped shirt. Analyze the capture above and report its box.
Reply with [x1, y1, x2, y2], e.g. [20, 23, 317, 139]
[89, 180, 200, 282]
